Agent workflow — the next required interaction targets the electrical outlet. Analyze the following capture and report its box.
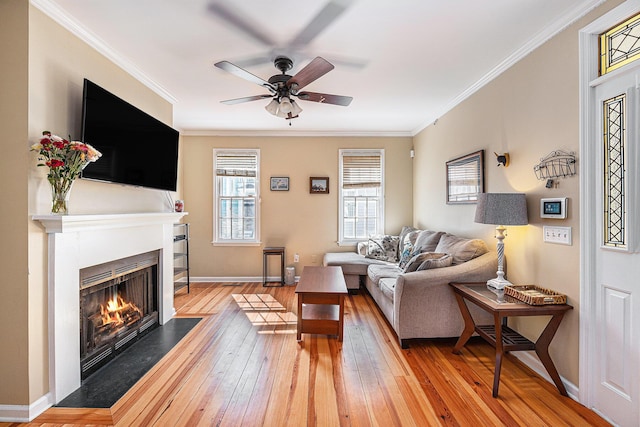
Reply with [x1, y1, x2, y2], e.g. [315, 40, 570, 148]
[294, 253, 300, 263]
[311, 254, 318, 264]
[543, 226, 572, 245]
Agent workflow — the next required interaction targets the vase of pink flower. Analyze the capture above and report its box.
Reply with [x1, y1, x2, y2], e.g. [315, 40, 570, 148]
[31, 131, 102, 214]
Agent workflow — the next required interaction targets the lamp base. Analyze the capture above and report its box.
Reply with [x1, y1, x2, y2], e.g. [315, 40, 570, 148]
[487, 277, 513, 290]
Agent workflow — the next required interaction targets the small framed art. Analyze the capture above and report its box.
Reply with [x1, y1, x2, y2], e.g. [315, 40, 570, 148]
[270, 177, 289, 191]
[446, 150, 484, 204]
[310, 177, 329, 194]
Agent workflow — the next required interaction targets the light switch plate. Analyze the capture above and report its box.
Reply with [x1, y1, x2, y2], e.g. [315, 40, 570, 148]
[543, 226, 572, 245]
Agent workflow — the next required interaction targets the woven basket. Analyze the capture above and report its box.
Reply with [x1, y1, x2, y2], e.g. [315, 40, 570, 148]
[504, 285, 567, 305]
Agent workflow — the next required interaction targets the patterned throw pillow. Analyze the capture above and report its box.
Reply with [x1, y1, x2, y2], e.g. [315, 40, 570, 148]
[365, 234, 400, 262]
[398, 230, 422, 269]
[403, 252, 452, 273]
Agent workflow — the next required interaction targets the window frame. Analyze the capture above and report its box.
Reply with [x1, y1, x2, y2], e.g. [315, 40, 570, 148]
[338, 149, 385, 246]
[213, 148, 261, 246]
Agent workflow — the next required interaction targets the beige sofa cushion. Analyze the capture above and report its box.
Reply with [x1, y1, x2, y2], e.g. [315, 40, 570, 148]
[367, 264, 402, 286]
[435, 234, 488, 265]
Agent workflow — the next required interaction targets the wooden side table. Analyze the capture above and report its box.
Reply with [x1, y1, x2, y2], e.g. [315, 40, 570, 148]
[263, 247, 285, 287]
[449, 282, 573, 398]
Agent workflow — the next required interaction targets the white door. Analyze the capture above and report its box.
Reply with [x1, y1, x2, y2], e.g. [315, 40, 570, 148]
[592, 70, 640, 426]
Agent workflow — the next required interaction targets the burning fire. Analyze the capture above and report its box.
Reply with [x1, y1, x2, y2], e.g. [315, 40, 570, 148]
[100, 295, 142, 326]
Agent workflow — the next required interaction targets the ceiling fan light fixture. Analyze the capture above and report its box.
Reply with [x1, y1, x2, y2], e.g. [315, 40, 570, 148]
[265, 99, 279, 115]
[290, 100, 303, 116]
[279, 96, 293, 113]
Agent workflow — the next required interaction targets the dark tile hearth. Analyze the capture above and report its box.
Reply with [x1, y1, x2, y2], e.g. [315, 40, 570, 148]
[56, 317, 200, 408]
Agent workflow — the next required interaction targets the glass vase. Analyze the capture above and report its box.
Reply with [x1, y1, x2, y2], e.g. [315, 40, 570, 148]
[50, 180, 73, 215]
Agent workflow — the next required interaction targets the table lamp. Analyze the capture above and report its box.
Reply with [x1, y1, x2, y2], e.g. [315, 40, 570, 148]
[474, 193, 528, 289]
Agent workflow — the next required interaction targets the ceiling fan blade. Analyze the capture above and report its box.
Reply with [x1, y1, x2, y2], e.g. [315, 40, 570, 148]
[288, 57, 334, 92]
[297, 91, 352, 106]
[214, 61, 275, 90]
[220, 94, 273, 105]
[289, 0, 351, 47]
[207, 2, 276, 46]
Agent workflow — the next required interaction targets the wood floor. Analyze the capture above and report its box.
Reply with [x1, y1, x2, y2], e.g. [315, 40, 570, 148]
[5, 282, 610, 426]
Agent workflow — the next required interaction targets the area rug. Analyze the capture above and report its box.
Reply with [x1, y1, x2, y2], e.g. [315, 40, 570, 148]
[56, 317, 201, 408]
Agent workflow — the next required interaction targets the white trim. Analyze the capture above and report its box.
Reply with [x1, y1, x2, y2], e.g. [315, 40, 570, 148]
[30, 0, 177, 105]
[212, 149, 261, 245]
[413, 0, 607, 136]
[191, 276, 298, 284]
[578, 0, 640, 411]
[0, 394, 52, 422]
[182, 129, 413, 138]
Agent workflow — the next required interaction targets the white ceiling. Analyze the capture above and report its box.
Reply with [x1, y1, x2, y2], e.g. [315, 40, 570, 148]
[35, 0, 602, 136]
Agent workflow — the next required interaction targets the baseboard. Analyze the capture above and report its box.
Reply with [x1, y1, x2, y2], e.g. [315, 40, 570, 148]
[512, 351, 579, 400]
[191, 276, 298, 284]
[0, 393, 53, 422]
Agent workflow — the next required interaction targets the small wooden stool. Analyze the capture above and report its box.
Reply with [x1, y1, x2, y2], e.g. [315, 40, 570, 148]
[263, 247, 285, 286]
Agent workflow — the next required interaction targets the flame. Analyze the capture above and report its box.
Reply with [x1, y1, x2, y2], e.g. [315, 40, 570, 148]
[100, 294, 142, 326]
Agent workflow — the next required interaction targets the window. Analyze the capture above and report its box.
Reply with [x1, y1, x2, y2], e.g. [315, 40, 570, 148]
[213, 149, 260, 244]
[603, 94, 626, 248]
[600, 12, 640, 75]
[339, 149, 384, 245]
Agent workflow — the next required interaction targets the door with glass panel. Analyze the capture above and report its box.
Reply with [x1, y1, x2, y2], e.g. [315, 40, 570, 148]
[593, 71, 640, 427]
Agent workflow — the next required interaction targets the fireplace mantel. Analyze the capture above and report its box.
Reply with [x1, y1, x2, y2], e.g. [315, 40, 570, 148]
[33, 211, 187, 405]
[33, 212, 186, 234]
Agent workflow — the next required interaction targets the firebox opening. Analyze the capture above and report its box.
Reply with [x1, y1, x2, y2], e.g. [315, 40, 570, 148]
[79, 251, 160, 380]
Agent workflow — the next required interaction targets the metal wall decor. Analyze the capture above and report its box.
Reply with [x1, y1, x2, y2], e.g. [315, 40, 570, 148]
[533, 150, 577, 181]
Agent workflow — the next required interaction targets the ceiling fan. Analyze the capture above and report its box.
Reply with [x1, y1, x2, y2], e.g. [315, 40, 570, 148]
[207, 0, 364, 70]
[214, 55, 353, 122]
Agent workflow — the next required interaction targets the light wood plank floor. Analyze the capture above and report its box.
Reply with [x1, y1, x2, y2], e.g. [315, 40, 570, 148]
[4, 282, 610, 426]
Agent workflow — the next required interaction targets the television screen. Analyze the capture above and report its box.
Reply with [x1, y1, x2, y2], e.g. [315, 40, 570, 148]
[81, 79, 179, 192]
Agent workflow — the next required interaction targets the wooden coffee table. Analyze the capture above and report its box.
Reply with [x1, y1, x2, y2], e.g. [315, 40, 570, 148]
[296, 266, 348, 341]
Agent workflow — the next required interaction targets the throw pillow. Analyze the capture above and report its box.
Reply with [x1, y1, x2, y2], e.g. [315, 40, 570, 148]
[403, 252, 450, 273]
[398, 229, 422, 269]
[397, 226, 418, 256]
[417, 253, 453, 271]
[434, 234, 488, 265]
[413, 230, 445, 253]
[365, 234, 400, 262]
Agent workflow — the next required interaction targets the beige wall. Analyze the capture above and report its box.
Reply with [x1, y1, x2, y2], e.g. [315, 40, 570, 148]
[413, 0, 624, 387]
[0, 0, 30, 406]
[182, 135, 413, 278]
[0, 5, 178, 406]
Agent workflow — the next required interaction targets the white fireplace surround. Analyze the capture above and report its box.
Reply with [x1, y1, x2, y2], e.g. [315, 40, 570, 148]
[33, 212, 187, 405]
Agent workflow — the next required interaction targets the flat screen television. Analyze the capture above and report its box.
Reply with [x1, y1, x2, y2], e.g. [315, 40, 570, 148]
[81, 78, 179, 192]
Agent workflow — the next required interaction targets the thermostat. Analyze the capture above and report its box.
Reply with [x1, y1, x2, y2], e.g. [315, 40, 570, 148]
[540, 197, 568, 219]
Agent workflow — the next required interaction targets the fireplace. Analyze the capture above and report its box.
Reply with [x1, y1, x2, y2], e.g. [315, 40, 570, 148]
[79, 251, 160, 379]
[33, 212, 185, 406]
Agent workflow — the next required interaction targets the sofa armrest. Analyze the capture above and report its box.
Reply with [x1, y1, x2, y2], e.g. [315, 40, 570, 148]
[392, 251, 498, 338]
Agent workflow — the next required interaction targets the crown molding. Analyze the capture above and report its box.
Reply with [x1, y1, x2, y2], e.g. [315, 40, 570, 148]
[411, 0, 607, 136]
[181, 129, 413, 138]
[30, 0, 178, 105]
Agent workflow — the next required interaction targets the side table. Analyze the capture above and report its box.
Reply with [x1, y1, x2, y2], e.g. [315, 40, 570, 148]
[449, 282, 573, 398]
[263, 247, 285, 286]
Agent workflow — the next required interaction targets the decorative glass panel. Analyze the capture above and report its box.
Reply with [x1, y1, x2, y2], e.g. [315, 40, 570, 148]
[600, 13, 640, 75]
[603, 94, 626, 248]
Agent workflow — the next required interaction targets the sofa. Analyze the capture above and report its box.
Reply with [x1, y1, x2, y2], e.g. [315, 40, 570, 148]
[323, 227, 498, 348]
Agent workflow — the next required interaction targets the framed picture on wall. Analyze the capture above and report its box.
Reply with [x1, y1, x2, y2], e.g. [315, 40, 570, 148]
[446, 150, 484, 204]
[310, 177, 329, 194]
[270, 177, 289, 191]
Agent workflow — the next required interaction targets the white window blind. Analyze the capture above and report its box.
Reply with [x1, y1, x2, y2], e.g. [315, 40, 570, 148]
[342, 155, 382, 188]
[215, 153, 257, 177]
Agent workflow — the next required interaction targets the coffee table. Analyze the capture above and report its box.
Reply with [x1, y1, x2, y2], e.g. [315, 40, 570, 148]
[296, 266, 348, 341]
